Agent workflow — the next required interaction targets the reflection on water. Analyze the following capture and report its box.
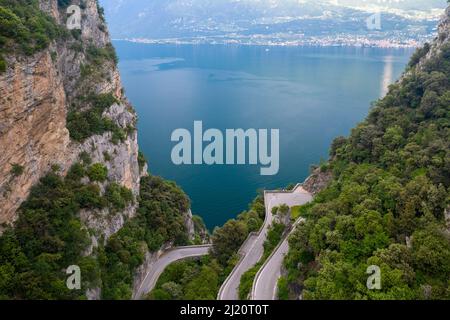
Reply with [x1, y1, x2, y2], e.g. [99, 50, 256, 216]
[381, 55, 394, 97]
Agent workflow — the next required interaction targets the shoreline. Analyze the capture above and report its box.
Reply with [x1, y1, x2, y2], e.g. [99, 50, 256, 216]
[113, 38, 422, 49]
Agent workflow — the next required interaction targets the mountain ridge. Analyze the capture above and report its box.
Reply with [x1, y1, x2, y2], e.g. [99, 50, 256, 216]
[100, 0, 445, 46]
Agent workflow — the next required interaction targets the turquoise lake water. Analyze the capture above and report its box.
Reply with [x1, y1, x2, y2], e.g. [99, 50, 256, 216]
[113, 42, 413, 229]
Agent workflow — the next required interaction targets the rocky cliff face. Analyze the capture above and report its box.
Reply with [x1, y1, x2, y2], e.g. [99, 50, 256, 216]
[0, 46, 71, 224]
[0, 0, 205, 300]
[0, 0, 142, 239]
[422, 7, 450, 64]
[302, 168, 333, 195]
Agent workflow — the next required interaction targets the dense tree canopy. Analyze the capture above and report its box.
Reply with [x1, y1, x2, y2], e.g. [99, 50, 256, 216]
[283, 38, 450, 300]
[0, 161, 109, 299]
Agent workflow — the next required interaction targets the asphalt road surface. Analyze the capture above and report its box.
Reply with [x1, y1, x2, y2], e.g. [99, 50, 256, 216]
[218, 185, 312, 300]
[251, 219, 306, 300]
[133, 245, 211, 299]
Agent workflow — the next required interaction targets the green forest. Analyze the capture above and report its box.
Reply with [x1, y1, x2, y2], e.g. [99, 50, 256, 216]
[0, 163, 197, 299]
[282, 36, 450, 300]
[0, 157, 116, 299]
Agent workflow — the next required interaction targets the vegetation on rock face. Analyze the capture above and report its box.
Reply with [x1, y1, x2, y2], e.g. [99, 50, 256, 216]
[66, 42, 128, 144]
[282, 37, 450, 300]
[0, 0, 144, 301]
[101, 175, 194, 300]
[0, 155, 134, 299]
[10, 164, 24, 177]
[87, 163, 108, 182]
[0, 0, 66, 73]
[0, 168, 99, 299]
[66, 93, 127, 143]
[105, 183, 134, 211]
[78, 41, 120, 86]
[58, 0, 124, 145]
[86, 44, 119, 67]
[138, 151, 147, 172]
[0, 161, 190, 300]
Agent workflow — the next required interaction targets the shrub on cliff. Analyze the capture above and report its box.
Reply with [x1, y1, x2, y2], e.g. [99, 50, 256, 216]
[0, 1, 65, 72]
[87, 163, 108, 182]
[10, 164, 24, 177]
[66, 93, 126, 143]
[105, 183, 134, 210]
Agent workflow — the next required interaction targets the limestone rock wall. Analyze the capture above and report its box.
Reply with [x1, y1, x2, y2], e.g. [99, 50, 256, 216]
[0, 0, 142, 238]
[0, 48, 72, 224]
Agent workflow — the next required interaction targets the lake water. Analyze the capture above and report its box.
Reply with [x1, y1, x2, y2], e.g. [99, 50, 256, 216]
[114, 41, 413, 230]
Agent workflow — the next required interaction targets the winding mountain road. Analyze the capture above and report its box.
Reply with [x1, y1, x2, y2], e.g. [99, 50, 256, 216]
[133, 245, 211, 300]
[251, 218, 305, 300]
[218, 185, 312, 300]
[133, 186, 312, 301]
